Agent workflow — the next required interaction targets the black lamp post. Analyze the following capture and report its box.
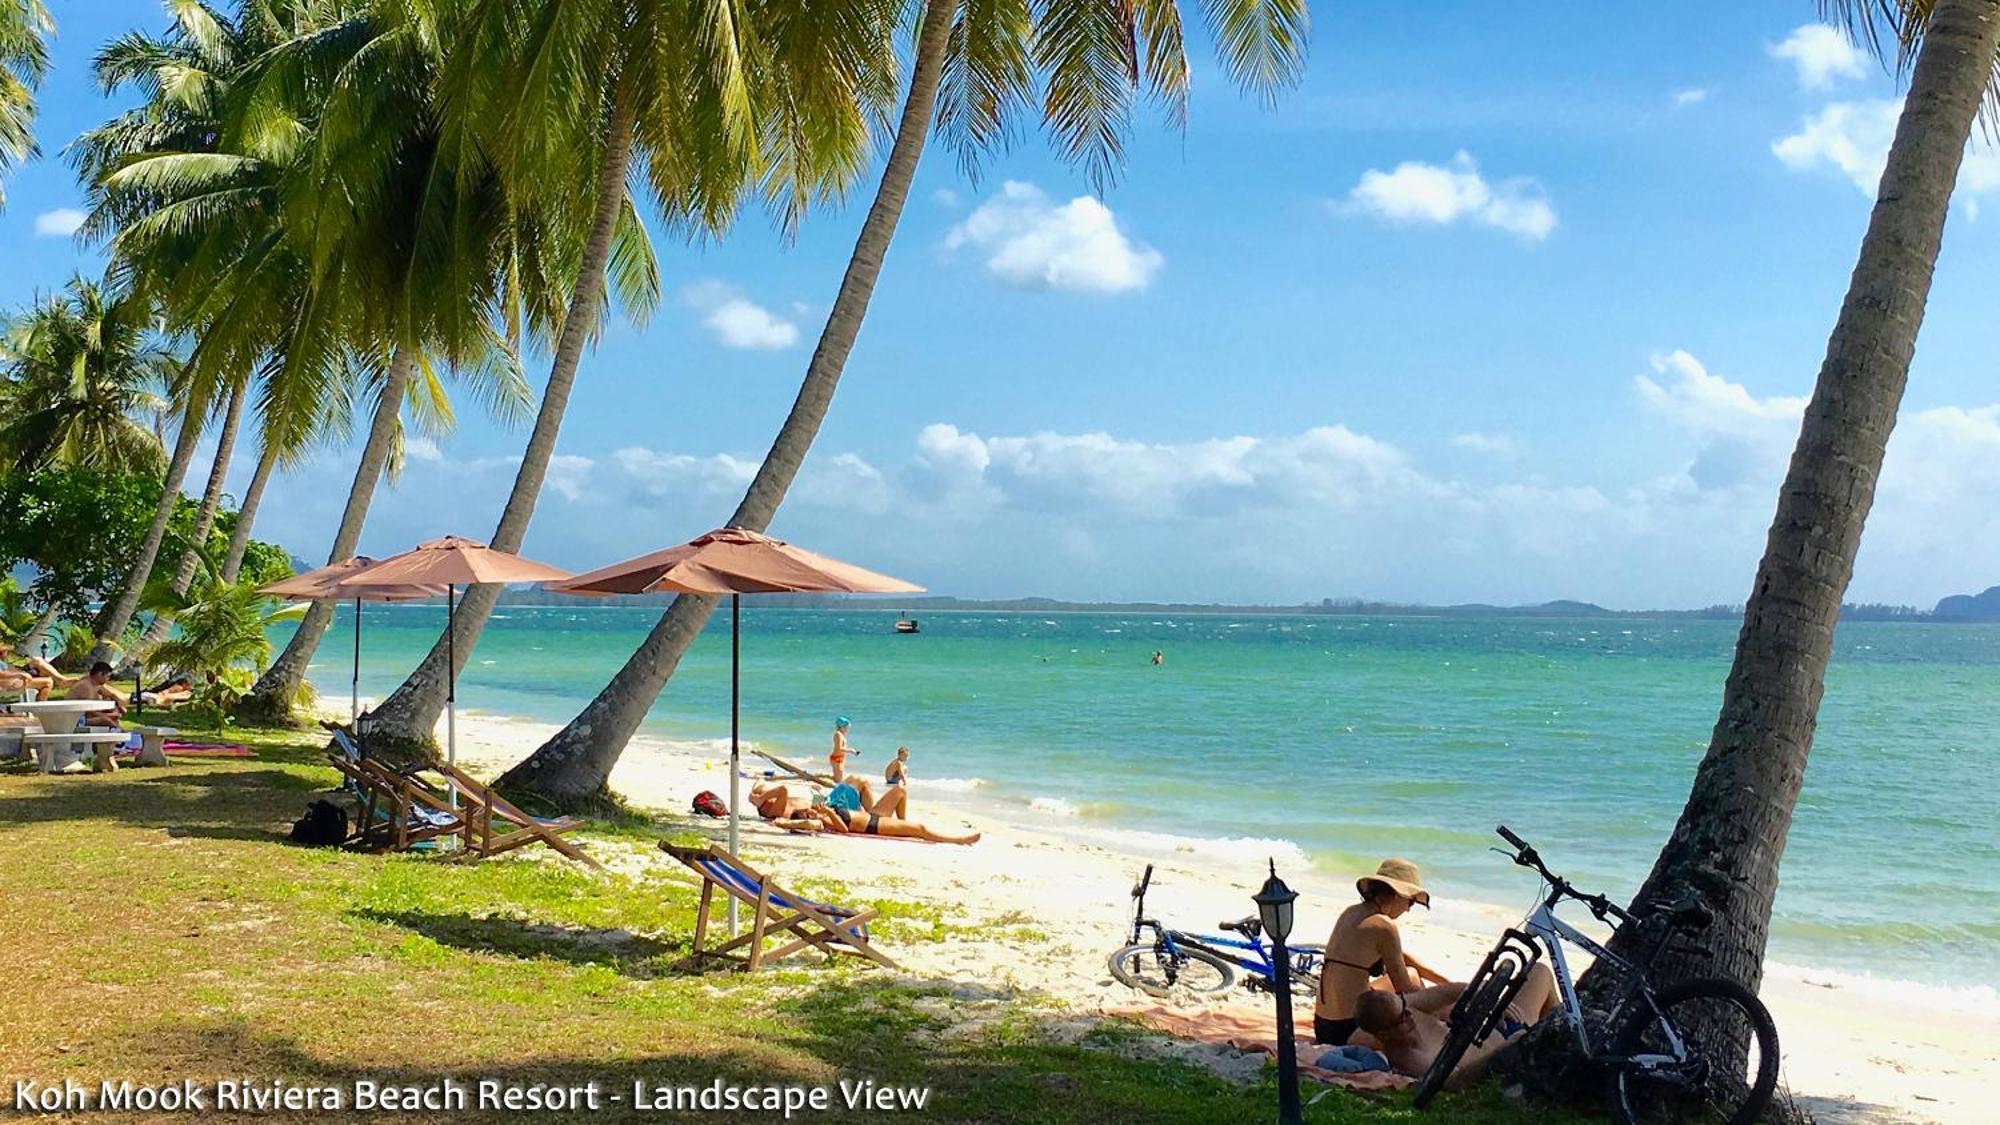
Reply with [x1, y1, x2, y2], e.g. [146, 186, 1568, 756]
[1254, 860, 1303, 1125]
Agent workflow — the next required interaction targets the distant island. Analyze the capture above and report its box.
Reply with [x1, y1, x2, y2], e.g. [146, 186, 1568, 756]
[479, 588, 1999, 622]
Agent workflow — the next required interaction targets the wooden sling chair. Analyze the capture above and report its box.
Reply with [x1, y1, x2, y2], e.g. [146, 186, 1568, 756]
[660, 842, 898, 972]
[325, 739, 467, 853]
[420, 753, 601, 871]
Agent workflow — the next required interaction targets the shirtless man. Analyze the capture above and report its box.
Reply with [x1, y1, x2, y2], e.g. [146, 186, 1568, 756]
[1352, 961, 1561, 1090]
[66, 662, 127, 727]
[780, 803, 980, 846]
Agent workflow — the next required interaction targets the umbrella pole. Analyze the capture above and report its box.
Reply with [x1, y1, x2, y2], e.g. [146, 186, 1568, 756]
[727, 592, 741, 936]
[446, 584, 458, 810]
[351, 597, 361, 727]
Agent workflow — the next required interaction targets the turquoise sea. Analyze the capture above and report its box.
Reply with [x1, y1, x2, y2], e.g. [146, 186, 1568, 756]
[304, 606, 2000, 990]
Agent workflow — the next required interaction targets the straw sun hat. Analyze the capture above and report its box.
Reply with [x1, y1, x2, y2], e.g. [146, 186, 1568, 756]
[1358, 858, 1432, 907]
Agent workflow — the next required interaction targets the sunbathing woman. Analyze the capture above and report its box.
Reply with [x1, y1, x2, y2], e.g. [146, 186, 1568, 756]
[1313, 859, 1459, 1046]
[778, 803, 980, 845]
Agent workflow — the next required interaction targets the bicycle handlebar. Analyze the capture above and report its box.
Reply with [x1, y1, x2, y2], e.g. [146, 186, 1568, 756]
[1496, 826, 1637, 925]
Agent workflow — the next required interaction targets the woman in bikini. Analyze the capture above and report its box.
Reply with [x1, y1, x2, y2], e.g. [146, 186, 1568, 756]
[1313, 858, 1459, 1046]
[782, 803, 980, 845]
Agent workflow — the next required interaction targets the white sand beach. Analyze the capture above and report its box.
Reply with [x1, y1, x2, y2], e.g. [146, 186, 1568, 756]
[449, 710, 1996, 1124]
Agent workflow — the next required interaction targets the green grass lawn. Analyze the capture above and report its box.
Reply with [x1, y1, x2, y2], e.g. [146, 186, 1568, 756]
[0, 720, 1588, 1123]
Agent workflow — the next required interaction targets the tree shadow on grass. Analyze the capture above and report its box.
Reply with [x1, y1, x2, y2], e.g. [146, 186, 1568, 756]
[90, 979, 1309, 1125]
[0, 765, 325, 843]
[352, 907, 686, 977]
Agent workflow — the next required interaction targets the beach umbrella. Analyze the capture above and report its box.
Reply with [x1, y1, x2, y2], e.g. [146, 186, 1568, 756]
[550, 528, 923, 865]
[328, 536, 571, 775]
[260, 557, 446, 725]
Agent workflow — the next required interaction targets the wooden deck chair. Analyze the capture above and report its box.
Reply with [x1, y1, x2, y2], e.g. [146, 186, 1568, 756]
[659, 842, 898, 972]
[420, 753, 601, 871]
[323, 725, 466, 853]
[752, 749, 836, 789]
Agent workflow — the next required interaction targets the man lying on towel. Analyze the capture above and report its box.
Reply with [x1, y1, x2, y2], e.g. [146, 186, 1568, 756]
[1352, 961, 1560, 1091]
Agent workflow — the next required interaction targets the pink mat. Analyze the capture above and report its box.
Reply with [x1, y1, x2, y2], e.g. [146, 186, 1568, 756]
[115, 742, 257, 759]
[1105, 1005, 1412, 1091]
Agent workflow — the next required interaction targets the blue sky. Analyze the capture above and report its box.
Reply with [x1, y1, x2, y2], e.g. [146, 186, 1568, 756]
[7, 2, 1999, 609]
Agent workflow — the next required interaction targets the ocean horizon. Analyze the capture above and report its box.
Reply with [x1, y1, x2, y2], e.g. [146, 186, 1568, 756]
[298, 604, 2000, 994]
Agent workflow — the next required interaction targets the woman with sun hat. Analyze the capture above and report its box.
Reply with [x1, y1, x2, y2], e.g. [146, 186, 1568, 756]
[1311, 858, 1462, 1046]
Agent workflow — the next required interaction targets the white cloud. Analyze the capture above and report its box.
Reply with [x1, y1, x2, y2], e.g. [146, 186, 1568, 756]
[932, 188, 959, 208]
[945, 182, 1163, 293]
[237, 353, 2000, 611]
[1453, 432, 1520, 459]
[1343, 152, 1557, 240]
[33, 209, 85, 238]
[1671, 88, 1710, 107]
[1773, 98, 2000, 206]
[679, 281, 798, 350]
[403, 436, 444, 462]
[1769, 24, 1867, 91]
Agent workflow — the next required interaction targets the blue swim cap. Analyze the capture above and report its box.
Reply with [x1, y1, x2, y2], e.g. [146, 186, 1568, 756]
[835, 716, 851, 729]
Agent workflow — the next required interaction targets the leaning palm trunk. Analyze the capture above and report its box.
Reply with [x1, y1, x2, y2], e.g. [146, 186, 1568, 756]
[359, 77, 640, 749]
[89, 394, 207, 664]
[142, 376, 248, 647]
[498, 0, 957, 807]
[235, 348, 414, 723]
[1501, 0, 2000, 1104]
[220, 437, 279, 582]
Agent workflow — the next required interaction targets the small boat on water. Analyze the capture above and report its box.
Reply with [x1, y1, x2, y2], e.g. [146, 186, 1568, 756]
[894, 615, 920, 635]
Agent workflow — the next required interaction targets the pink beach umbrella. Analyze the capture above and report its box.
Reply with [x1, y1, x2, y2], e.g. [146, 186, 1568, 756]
[327, 536, 571, 774]
[551, 527, 922, 862]
[260, 557, 446, 725]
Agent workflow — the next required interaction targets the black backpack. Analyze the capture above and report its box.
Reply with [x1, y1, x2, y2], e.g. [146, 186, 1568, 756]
[290, 799, 349, 847]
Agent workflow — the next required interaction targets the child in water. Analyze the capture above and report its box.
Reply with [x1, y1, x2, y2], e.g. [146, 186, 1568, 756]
[830, 716, 858, 782]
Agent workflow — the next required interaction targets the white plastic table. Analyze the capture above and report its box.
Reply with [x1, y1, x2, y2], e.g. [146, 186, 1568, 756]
[4, 700, 117, 771]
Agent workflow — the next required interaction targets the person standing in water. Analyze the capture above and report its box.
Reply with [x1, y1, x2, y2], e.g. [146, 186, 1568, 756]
[830, 716, 859, 782]
[1150, 650, 1164, 665]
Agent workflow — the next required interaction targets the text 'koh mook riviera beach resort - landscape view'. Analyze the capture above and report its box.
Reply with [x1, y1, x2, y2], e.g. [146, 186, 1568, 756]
[2, 0, 1998, 1122]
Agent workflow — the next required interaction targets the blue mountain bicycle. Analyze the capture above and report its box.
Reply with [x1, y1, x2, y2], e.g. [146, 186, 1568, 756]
[1108, 865, 1324, 999]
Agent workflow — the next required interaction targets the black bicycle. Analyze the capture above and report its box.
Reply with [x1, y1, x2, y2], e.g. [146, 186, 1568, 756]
[1107, 865, 1324, 999]
[1412, 827, 1779, 1124]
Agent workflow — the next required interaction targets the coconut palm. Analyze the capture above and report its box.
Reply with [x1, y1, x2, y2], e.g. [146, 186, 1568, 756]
[0, 276, 174, 475]
[75, 0, 561, 692]
[356, 0, 904, 748]
[233, 0, 659, 722]
[1498, 0, 2000, 1107]
[499, 0, 1310, 804]
[144, 572, 306, 704]
[0, 0, 50, 209]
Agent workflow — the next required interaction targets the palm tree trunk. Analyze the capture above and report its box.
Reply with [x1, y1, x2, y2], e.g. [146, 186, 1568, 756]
[89, 393, 206, 665]
[220, 436, 279, 582]
[1501, 0, 2000, 1102]
[235, 348, 414, 723]
[21, 606, 57, 655]
[361, 73, 640, 749]
[498, 0, 957, 806]
[143, 376, 247, 647]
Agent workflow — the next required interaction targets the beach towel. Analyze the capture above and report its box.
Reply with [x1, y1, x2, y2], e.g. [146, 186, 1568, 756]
[1105, 1006, 1412, 1092]
[117, 741, 257, 760]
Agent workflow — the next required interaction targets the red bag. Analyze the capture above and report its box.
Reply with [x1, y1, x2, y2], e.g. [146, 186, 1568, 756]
[692, 790, 727, 818]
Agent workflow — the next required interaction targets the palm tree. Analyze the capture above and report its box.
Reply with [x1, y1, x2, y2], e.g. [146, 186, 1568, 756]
[138, 373, 250, 647]
[0, 0, 50, 209]
[0, 276, 173, 475]
[1500, 0, 2000, 1107]
[499, 0, 1310, 804]
[75, 0, 555, 700]
[356, 0, 903, 748]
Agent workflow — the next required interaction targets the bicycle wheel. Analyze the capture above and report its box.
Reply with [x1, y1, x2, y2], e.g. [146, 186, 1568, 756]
[1107, 942, 1235, 997]
[1411, 957, 1521, 1109]
[1609, 977, 1779, 1125]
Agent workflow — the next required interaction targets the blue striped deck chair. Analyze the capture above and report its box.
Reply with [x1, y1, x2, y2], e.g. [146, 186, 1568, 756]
[660, 842, 898, 971]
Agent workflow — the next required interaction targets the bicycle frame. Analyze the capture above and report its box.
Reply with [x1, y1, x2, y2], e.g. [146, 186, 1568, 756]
[1127, 865, 1318, 988]
[1512, 894, 1691, 1071]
